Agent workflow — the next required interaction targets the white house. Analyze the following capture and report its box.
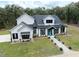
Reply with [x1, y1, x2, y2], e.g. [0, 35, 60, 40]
[10, 13, 67, 42]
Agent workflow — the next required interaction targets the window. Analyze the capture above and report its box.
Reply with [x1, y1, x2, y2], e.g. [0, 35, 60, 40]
[61, 26, 65, 33]
[40, 28, 45, 35]
[54, 28, 59, 34]
[22, 35, 29, 39]
[46, 20, 53, 23]
[12, 33, 18, 39]
[21, 32, 30, 39]
[33, 29, 36, 35]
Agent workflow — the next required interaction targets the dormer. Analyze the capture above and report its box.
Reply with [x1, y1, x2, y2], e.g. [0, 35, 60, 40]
[43, 15, 54, 25]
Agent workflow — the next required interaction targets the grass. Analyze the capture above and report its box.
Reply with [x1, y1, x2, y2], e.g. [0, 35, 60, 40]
[0, 30, 10, 35]
[0, 37, 62, 57]
[57, 25, 79, 51]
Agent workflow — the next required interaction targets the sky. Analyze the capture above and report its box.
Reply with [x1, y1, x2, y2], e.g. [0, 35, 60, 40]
[0, 0, 79, 8]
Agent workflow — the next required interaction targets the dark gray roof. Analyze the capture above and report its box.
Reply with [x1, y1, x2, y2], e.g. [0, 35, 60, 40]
[33, 15, 64, 27]
[33, 15, 47, 25]
[53, 15, 64, 25]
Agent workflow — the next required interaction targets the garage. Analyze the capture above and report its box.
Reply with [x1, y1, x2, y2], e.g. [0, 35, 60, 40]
[21, 32, 30, 39]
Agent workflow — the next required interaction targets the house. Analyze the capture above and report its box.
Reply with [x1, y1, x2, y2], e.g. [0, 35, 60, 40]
[10, 13, 66, 42]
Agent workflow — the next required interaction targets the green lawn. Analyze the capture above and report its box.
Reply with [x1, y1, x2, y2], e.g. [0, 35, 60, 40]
[0, 37, 62, 57]
[57, 25, 79, 51]
[0, 30, 10, 35]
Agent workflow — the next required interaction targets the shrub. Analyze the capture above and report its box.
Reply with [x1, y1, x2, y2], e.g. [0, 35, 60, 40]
[59, 48, 63, 51]
[54, 43, 56, 45]
[48, 37, 50, 39]
[62, 42, 64, 44]
[58, 39, 60, 41]
[68, 46, 72, 50]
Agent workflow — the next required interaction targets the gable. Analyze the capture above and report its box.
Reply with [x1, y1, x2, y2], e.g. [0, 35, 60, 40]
[11, 22, 33, 33]
[10, 22, 24, 33]
[17, 13, 34, 25]
[18, 25, 33, 33]
[43, 15, 54, 25]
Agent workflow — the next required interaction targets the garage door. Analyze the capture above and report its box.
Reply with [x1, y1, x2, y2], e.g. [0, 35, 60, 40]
[21, 32, 30, 39]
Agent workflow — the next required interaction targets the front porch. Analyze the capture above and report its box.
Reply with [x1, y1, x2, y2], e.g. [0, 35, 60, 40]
[33, 27, 55, 37]
[33, 26, 67, 37]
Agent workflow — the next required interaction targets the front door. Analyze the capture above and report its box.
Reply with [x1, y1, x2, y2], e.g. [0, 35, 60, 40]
[48, 29, 52, 36]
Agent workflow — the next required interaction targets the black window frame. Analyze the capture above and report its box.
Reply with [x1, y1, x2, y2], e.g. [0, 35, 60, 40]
[61, 26, 65, 33]
[22, 35, 30, 39]
[12, 33, 18, 39]
[46, 20, 53, 23]
[33, 28, 37, 35]
[21, 32, 30, 39]
[54, 28, 59, 34]
[40, 28, 45, 35]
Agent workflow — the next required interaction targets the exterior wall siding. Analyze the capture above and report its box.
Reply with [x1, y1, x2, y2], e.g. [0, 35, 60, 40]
[17, 14, 34, 25]
[18, 25, 33, 39]
[11, 23, 23, 33]
[43, 15, 55, 25]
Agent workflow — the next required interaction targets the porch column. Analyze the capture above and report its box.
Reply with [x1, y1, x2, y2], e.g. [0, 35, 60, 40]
[18, 33, 21, 42]
[59, 28, 61, 34]
[11, 33, 13, 42]
[36, 28, 38, 35]
[38, 29, 40, 36]
[45, 28, 48, 36]
[65, 27, 67, 33]
[31, 30, 33, 42]
[52, 29, 54, 36]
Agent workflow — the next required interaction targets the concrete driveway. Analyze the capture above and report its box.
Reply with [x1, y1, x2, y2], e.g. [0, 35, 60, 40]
[0, 34, 10, 42]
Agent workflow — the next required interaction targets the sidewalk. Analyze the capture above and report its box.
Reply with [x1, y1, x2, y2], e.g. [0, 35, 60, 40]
[50, 36, 70, 53]
[50, 36, 79, 57]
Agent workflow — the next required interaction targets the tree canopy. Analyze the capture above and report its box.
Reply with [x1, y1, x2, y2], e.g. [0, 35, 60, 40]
[0, 2, 79, 29]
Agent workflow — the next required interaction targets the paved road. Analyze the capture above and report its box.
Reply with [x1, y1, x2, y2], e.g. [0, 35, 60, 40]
[0, 34, 10, 42]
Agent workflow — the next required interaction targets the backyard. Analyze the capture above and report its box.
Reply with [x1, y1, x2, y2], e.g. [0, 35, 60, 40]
[57, 25, 79, 51]
[0, 37, 62, 57]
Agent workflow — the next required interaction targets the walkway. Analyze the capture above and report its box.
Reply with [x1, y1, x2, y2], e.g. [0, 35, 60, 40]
[50, 36, 70, 53]
[50, 36, 79, 57]
[0, 34, 10, 42]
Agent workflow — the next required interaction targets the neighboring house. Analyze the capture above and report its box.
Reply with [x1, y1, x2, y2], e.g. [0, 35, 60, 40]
[10, 13, 66, 42]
